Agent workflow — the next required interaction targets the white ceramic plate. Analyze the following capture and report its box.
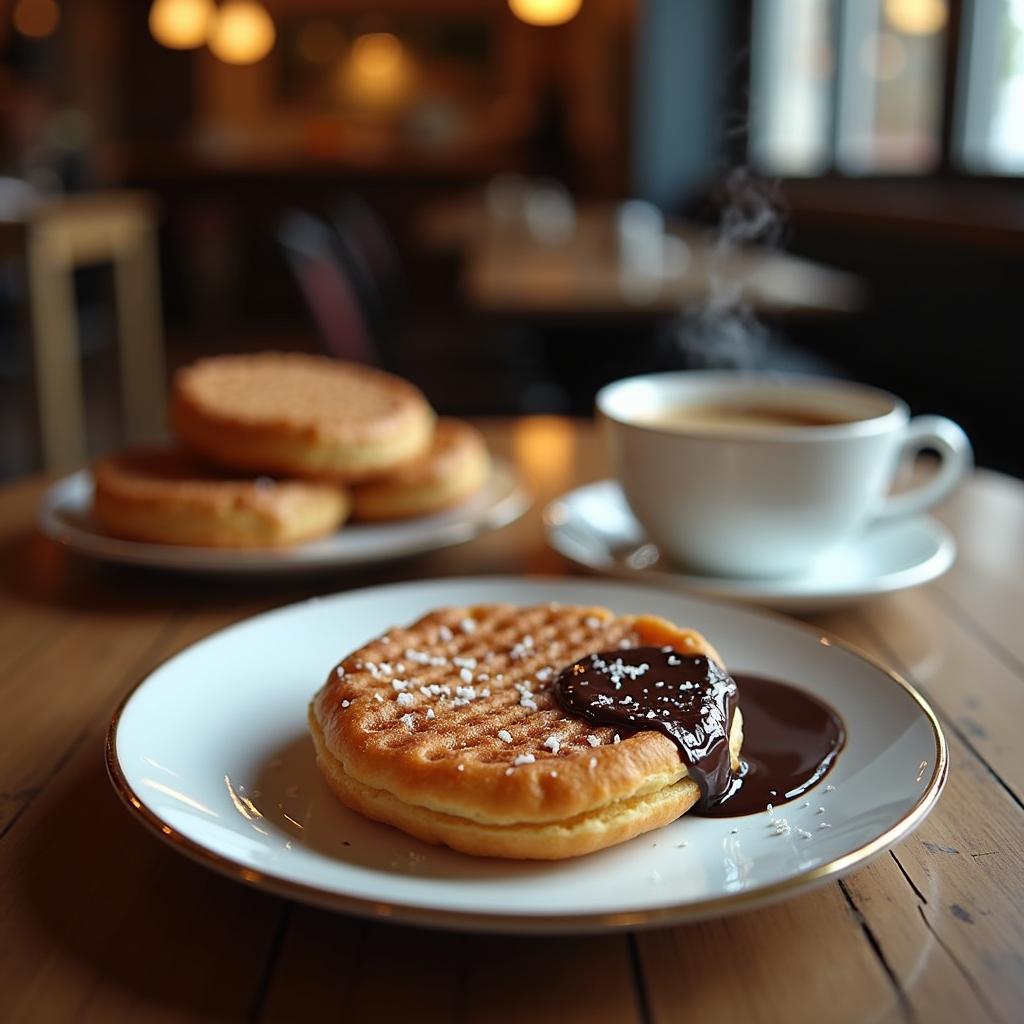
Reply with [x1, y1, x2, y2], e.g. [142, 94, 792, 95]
[107, 576, 945, 934]
[545, 480, 956, 613]
[38, 463, 528, 576]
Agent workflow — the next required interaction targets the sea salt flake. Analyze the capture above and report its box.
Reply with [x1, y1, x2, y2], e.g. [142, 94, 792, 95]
[613, 734, 621, 744]
[457, 764, 465, 771]
[335, 666, 345, 678]
[589, 757, 598, 770]
[460, 618, 477, 634]
[497, 730, 513, 744]
[825, 784, 836, 792]
[816, 807, 826, 815]
[340, 700, 350, 708]
[438, 625, 454, 642]
[459, 667, 474, 684]
[373, 694, 384, 703]
[400, 713, 414, 729]
[585, 616, 601, 629]
[391, 679, 409, 692]
[818, 822, 832, 830]
[513, 754, 535, 766]
[586, 735, 601, 747]
[426, 708, 435, 720]
[543, 735, 562, 754]
[505, 767, 514, 775]
[396, 692, 414, 707]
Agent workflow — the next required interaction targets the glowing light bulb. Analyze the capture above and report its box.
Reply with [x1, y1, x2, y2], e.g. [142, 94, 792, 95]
[340, 33, 414, 108]
[13, 0, 60, 40]
[883, 0, 948, 36]
[208, 0, 276, 66]
[148, 0, 213, 50]
[508, 0, 583, 28]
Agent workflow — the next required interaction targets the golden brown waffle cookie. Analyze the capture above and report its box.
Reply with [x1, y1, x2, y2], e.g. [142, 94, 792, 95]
[170, 352, 435, 482]
[93, 446, 350, 548]
[309, 603, 742, 859]
[351, 418, 491, 521]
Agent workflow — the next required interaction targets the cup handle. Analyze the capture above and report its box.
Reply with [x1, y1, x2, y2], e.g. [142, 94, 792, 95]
[875, 415, 973, 520]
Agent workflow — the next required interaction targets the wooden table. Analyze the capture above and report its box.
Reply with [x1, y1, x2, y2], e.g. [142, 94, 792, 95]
[418, 199, 865, 319]
[1, 418, 1022, 1023]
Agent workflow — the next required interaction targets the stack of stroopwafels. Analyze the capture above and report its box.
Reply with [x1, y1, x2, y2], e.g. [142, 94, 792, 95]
[310, 602, 743, 859]
[91, 352, 492, 548]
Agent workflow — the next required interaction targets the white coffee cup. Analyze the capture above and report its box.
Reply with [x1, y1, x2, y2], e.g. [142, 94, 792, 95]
[596, 371, 972, 578]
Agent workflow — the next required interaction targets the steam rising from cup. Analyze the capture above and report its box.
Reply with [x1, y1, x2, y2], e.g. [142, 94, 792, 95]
[669, 168, 785, 369]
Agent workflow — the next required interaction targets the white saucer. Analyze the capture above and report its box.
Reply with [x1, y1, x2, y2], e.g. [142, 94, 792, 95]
[544, 480, 955, 613]
[37, 462, 529, 577]
[107, 576, 946, 934]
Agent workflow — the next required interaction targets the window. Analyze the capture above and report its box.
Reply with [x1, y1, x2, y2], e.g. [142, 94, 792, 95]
[958, 0, 1024, 171]
[752, 0, 1024, 175]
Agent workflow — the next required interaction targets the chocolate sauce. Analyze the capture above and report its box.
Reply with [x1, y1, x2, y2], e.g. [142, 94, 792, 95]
[553, 650, 845, 816]
[695, 673, 845, 818]
[553, 647, 738, 806]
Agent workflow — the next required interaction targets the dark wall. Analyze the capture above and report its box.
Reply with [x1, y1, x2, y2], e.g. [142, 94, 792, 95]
[784, 215, 1023, 479]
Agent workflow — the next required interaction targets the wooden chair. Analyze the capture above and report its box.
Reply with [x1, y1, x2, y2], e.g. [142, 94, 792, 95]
[0, 190, 166, 474]
[276, 210, 377, 366]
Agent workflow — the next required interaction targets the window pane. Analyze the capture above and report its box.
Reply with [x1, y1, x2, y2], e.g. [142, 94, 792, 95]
[750, 0, 837, 175]
[836, 0, 947, 173]
[958, 0, 1024, 172]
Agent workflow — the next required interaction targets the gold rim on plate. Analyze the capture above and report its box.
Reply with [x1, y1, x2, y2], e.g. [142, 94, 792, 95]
[104, 579, 948, 933]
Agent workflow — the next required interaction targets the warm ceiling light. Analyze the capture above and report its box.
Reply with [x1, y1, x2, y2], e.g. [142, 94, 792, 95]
[508, 0, 583, 28]
[149, 0, 213, 50]
[13, 0, 60, 39]
[340, 32, 414, 108]
[883, 0, 948, 36]
[208, 0, 276, 65]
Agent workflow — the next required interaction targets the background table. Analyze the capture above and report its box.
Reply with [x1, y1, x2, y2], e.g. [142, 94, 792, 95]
[1, 418, 1022, 1023]
[419, 198, 865, 320]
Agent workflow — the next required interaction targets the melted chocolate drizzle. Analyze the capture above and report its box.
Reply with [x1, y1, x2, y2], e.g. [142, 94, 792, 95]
[695, 673, 846, 817]
[553, 646, 738, 807]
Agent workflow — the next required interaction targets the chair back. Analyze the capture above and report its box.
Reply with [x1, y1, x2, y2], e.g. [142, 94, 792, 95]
[276, 210, 376, 365]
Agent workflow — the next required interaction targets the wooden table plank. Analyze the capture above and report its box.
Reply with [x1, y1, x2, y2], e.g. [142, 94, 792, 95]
[808, 607, 1024, 1024]
[262, 916, 641, 1024]
[638, 884, 903, 1024]
[932, 469, 1024, 670]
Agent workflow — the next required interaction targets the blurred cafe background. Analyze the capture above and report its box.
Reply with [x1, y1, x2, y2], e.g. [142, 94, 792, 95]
[0, 0, 1021, 481]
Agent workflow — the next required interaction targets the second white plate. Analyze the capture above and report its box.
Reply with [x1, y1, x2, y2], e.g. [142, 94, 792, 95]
[107, 576, 946, 933]
[38, 462, 529, 576]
